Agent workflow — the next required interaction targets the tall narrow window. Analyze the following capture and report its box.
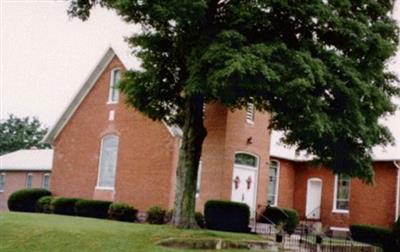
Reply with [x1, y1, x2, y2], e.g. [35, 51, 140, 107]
[97, 135, 119, 188]
[26, 173, 33, 188]
[0, 173, 5, 191]
[268, 160, 279, 206]
[108, 69, 120, 103]
[246, 103, 255, 123]
[42, 173, 50, 189]
[196, 161, 202, 197]
[334, 174, 351, 212]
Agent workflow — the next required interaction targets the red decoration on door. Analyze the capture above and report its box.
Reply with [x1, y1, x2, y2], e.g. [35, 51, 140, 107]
[246, 176, 252, 190]
[233, 176, 241, 189]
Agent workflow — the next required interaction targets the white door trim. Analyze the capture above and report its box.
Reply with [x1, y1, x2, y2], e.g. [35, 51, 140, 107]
[231, 152, 260, 215]
[305, 178, 322, 219]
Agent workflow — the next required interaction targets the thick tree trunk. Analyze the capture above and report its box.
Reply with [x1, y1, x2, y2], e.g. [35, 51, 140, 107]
[172, 95, 207, 228]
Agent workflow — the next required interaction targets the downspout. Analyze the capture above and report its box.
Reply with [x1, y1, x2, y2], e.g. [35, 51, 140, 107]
[394, 161, 400, 221]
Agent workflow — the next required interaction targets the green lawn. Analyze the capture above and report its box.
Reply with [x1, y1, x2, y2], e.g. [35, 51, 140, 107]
[0, 212, 263, 252]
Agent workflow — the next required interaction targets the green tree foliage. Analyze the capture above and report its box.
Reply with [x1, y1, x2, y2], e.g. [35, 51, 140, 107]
[0, 114, 50, 155]
[68, 0, 399, 227]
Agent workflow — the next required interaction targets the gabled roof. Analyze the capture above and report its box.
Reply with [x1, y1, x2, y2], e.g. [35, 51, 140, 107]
[0, 149, 53, 171]
[43, 47, 181, 143]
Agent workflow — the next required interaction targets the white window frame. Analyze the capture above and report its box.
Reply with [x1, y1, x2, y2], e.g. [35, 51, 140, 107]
[267, 159, 280, 206]
[96, 134, 119, 190]
[332, 174, 351, 214]
[107, 68, 121, 104]
[0, 173, 5, 192]
[246, 103, 255, 124]
[42, 173, 50, 189]
[196, 160, 202, 198]
[26, 173, 33, 188]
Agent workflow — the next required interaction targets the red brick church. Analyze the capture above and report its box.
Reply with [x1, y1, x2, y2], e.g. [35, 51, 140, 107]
[44, 48, 400, 231]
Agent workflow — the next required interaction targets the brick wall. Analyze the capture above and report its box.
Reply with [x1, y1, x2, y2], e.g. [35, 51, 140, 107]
[273, 158, 296, 209]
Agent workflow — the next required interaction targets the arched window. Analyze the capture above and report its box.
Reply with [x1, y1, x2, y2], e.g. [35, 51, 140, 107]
[97, 135, 119, 188]
[268, 160, 280, 206]
[108, 69, 121, 103]
[234, 153, 258, 167]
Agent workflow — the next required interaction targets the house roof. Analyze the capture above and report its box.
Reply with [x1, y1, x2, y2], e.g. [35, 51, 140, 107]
[270, 130, 400, 162]
[0, 149, 53, 171]
[43, 47, 182, 144]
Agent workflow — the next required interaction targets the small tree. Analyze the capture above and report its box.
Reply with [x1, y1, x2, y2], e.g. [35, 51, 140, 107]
[0, 114, 50, 155]
[68, 1, 399, 228]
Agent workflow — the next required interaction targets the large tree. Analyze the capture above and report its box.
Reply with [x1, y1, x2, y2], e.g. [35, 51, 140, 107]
[69, 0, 399, 228]
[0, 114, 50, 155]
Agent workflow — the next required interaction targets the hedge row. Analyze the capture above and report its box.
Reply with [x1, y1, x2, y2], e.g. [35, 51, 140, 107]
[8, 189, 251, 232]
[109, 203, 138, 222]
[8, 188, 51, 212]
[75, 199, 112, 219]
[351, 220, 400, 251]
[51, 197, 79, 215]
[8, 189, 137, 222]
[36, 195, 53, 213]
[350, 224, 394, 251]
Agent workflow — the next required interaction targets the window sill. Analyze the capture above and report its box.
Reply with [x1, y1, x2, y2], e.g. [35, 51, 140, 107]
[332, 209, 349, 214]
[330, 227, 350, 232]
[107, 101, 118, 105]
[246, 120, 255, 125]
[95, 186, 114, 191]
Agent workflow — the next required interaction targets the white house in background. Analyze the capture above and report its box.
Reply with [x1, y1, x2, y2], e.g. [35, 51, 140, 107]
[0, 149, 53, 211]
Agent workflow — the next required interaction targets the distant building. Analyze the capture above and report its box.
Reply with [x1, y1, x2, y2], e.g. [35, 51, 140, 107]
[0, 149, 53, 211]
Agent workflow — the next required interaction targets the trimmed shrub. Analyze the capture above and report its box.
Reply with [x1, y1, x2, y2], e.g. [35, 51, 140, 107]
[259, 206, 299, 234]
[75, 199, 112, 219]
[350, 224, 392, 249]
[392, 218, 400, 251]
[195, 212, 205, 228]
[204, 200, 250, 233]
[36, 196, 54, 213]
[8, 188, 51, 212]
[147, 206, 167, 224]
[50, 197, 79, 216]
[108, 203, 138, 222]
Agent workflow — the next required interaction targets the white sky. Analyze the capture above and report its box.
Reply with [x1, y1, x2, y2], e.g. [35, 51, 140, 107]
[0, 0, 139, 127]
[1, 0, 399, 159]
